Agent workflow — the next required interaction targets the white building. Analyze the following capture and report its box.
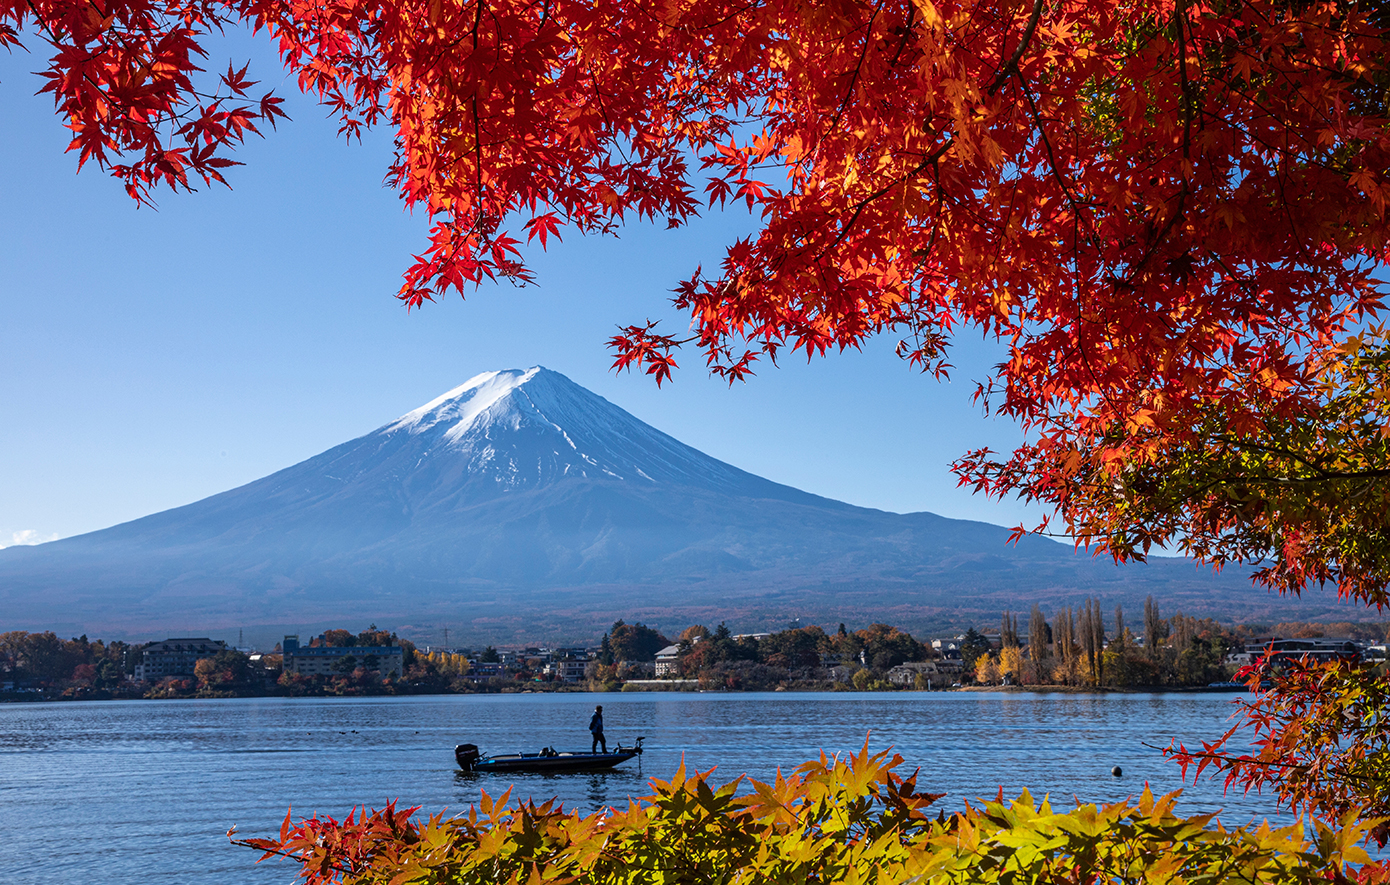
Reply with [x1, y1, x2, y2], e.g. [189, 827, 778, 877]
[544, 660, 589, 683]
[654, 644, 682, 678]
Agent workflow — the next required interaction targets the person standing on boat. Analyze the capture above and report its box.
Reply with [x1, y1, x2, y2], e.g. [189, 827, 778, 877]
[589, 704, 607, 754]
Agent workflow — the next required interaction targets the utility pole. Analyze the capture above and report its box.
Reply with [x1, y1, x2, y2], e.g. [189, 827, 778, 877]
[443, 626, 449, 650]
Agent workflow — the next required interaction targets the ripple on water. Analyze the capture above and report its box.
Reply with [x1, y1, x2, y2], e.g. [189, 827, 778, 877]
[0, 691, 1278, 884]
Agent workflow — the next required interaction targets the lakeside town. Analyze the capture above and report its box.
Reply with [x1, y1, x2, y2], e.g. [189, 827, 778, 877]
[4, 598, 1388, 701]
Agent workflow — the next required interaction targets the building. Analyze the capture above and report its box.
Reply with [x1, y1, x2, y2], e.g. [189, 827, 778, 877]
[544, 659, 589, 683]
[134, 638, 227, 682]
[1246, 638, 1361, 662]
[930, 638, 961, 655]
[1224, 637, 1362, 669]
[281, 635, 404, 678]
[886, 661, 939, 686]
[933, 658, 964, 675]
[827, 665, 853, 683]
[467, 661, 505, 680]
[654, 644, 682, 678]
[551, 646, 592, 661]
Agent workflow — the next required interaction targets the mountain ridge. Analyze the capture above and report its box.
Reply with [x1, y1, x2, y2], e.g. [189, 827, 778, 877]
[0, 367, 1348, 642]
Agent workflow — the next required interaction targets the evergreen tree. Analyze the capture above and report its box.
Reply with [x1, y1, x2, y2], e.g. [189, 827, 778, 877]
[1091, 599, 1107, 684]
[1078, 604, 1096, 685]
[959, 629, 990, 669]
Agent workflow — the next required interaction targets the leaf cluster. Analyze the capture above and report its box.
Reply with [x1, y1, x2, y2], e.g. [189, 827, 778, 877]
[233, 745, 1389, 884]
[1169, 654, 1390, 836]
[972, 330, 1390, 606]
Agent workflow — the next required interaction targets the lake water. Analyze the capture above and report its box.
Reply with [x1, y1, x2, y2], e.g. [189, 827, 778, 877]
[0, 691, 1281, 884]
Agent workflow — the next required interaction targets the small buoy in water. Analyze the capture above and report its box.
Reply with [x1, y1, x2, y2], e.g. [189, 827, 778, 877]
[1111, 766, 1123, 777]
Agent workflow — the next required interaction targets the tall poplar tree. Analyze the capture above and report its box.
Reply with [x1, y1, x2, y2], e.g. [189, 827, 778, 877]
[1028, 604, 1050, 681]
[1077, 598, 1107, 685]
[1143, 596, 1167, 661]
[1078, 603, 1096, 687]
[1053, 608, 1076, 685]
[1000, 612, 1020, 649]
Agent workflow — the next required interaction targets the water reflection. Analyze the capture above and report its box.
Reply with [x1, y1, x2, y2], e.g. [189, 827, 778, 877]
[454, 765, 647, 811]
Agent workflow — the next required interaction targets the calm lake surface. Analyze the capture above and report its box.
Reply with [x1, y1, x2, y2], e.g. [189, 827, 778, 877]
[0, 691, 1280, 884]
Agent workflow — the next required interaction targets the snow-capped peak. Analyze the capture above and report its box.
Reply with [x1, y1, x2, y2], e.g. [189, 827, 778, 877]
[387, 367, 540, 438]
[364, 365, 799, 501]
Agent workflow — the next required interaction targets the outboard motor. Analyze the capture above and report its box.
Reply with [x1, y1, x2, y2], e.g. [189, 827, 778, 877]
[455, 743, 481, 771]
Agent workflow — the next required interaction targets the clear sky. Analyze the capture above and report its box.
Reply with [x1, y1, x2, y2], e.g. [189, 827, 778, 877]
[0, 29, 1047, 548]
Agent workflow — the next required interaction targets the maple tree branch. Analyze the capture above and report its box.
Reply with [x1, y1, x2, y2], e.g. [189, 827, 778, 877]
[228, 836, 356, 875]
[826, 0, 884, 137]
[471, 0, 485, 208]
[1011, 69, 1106, 279]
[1123, 182, 1188, 282]
[987, 0, 1045, 96]
[1153, 741, 1386, 787]
[888, 3, 916, 69]
[1174, 0, 1193, 160]
[816, 137, 953, 260]
[1012, 72, 1092, 236]
[1236, 470, 1390, 484]
[1207, 435, 1335, 472]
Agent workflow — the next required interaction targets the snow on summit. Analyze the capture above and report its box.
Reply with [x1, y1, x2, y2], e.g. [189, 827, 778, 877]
[387, 367, 540, 438]
[364, 366, 777, 497]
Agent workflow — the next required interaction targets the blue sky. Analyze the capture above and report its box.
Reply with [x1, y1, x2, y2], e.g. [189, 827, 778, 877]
[0, 29, 1046, 547]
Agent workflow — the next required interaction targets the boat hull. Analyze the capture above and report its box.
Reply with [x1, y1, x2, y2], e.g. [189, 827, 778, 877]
[456, 741, 643, 773]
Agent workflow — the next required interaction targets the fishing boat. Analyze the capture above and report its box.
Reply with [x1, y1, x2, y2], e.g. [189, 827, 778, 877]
[455, 737, 644, 773]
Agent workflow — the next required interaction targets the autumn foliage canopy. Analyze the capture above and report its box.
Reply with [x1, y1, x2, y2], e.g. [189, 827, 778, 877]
[9, 0, 1390, 841]
[7, 0, 1390, 599]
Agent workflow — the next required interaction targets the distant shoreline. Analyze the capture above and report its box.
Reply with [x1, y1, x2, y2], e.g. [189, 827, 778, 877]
[954, 683, 1250, 694]
[1, 682, 1252, 704]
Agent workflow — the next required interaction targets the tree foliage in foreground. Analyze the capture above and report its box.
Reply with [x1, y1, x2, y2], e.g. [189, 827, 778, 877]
[1171, 656, 1390, 837]
[232, 744, 1388, 885]
[978, 330, 1390, 602]
[13, 0, 1390, 847]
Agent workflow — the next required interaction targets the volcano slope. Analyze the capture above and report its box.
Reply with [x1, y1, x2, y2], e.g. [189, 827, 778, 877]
[0, 368, 1329, 641]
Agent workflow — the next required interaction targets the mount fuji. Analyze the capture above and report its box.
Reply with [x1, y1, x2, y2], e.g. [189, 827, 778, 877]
[0, 368, 1324, 642]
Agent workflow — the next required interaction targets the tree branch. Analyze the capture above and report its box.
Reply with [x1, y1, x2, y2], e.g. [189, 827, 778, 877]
[987, 0, 1045, 96]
